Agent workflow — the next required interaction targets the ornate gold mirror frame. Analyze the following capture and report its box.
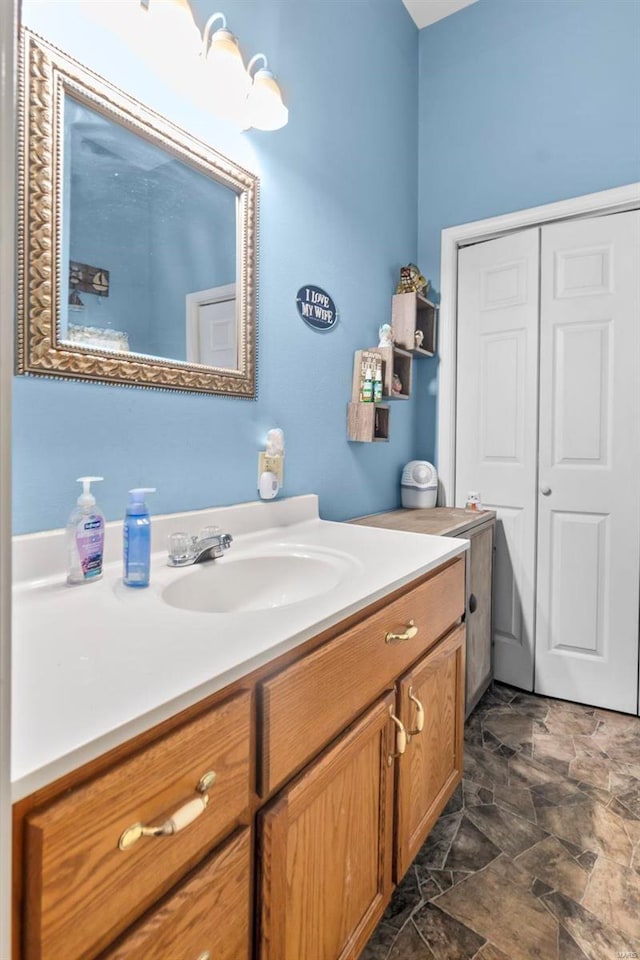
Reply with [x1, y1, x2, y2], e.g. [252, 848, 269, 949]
[17, 30, 258, 396]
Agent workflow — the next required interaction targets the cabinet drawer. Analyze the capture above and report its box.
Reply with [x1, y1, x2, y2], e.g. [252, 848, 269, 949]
[102, 828, 251, 960]
[24, 690, 251, 960]
[259, 559, 464, 796]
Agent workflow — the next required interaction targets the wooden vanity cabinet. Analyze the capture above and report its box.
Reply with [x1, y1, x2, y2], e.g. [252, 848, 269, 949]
[258, 695, 395, 960]
[14, 556, 466, 960]
[101, 828, 252, 960]
[394, 625, 465, 879]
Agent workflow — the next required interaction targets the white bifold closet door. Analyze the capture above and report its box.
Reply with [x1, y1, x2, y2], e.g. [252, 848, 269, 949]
[455, 210, 640, 713]
[455, 229, 540, 691]
[535, 211, 640, 714]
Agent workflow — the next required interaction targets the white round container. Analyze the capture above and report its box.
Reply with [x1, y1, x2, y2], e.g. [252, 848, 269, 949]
[401, 461, 438, 509]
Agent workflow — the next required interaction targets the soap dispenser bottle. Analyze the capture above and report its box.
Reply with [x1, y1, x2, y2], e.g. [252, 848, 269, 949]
[123, 488, 156, 588]
[66, 476, 105, 585]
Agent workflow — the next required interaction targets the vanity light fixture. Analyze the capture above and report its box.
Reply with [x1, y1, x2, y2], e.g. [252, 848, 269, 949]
[201, 12, 251, 123]
[137, 0, 202, 81]
[244, 54, 289, 131]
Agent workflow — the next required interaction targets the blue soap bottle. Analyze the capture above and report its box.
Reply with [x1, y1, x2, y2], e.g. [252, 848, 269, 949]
[123, 488, 156, 588]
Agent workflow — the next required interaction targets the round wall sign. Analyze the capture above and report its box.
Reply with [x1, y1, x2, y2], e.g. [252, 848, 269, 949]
[296, 285, 338, 331]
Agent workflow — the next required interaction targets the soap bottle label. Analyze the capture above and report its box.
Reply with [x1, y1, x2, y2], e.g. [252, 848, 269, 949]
[76, 516, 104, 579]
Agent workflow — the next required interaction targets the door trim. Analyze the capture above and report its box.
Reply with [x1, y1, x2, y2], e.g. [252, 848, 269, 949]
[437, 182, 640, 506]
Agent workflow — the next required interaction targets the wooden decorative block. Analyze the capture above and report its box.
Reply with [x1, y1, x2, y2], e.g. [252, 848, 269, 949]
[347, 403, 389, 442]
[392, 292, 437, 356]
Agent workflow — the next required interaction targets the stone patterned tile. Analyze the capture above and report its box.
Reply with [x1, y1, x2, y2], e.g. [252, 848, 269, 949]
[361, 920, 400, 960]
[530, 780, 585, 810]
[386, 921, 434, 960]
[417, 875, 441, 901]
[483, 713, 535, 749]
[382, 867, 422, 929]
[493, 783, 537, 823]
[507, 693, 550, 720]
[463, 780, 494, 808]
[413, 814, 461, 871]
[576, 851, 598, 871]
[474, 946, 512, 960]
[531, 878, 553, 897]
[557, 926, 590, 960]
[575, 781, 612, 806]
[465, 803, 549, 858]
[568, 756, 611, 789]
[535, 796, 634, 867]
[515, 835, 588, 901]
[508, 752, 566, 789]
[594, 707, 640, 736]
[573, 735, 609, 759]
[464, 744, 510, 787]
[427, 870, 454, 892]
[542, 711, 599, 737]
[412, 903, 486, 960]
[436, 855, 560, 960]
[442, 816, 502, 873]
[493, 683, 521, 702]
[590, 732, 640, 764]
[365, 686, 640, 960]
[532, 733, 576, 774]
[582, 855, 640, 940]
[542, 890, 640, 960]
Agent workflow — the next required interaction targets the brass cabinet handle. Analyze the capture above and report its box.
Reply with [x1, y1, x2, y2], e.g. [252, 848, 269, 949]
[387, 707, 407, 765]
[385, 620, 418, 644]
[196, 953, 211, 960]
[118, 771, 216, 851]
[407, 686, 425, 736]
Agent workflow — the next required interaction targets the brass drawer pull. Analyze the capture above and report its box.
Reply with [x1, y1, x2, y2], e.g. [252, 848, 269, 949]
[387, 707, 407, 765]
[385, 620, 418, 644]
[118, 771, 216, 851]
[407, 686, 424, 736]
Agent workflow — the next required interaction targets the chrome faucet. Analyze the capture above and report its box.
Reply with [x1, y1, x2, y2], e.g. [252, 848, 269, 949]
[167, 527, 233, 567]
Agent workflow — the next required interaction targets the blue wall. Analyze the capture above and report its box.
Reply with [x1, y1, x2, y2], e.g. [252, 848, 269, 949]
[415, 0, 640, 463]
[14, 0, 419, 533]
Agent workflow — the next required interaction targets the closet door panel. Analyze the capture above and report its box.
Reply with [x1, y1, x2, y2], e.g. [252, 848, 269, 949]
[455, 230, 540, 690]
[536, 211, 640, 713]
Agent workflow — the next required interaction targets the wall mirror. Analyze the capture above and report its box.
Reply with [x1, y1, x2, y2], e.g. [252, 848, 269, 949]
[17, 30, 258, 396]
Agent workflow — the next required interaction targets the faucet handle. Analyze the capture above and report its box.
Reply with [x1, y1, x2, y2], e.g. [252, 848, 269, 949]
[168, 532, 193, 563]
[198, 525, 221, 541]
[220, 533, 233, 550]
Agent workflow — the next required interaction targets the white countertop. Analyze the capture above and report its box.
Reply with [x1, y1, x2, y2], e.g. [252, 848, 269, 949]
[12, 495, 467, 801]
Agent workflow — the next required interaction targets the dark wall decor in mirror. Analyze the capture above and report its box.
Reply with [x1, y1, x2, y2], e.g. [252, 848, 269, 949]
[17, 30, 258, 396]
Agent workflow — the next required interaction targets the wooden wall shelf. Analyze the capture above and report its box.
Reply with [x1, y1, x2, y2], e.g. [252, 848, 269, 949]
[392, 292, 437, 356]
[347, 402, 389, 442]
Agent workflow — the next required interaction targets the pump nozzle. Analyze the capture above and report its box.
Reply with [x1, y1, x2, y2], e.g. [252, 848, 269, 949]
[126, 488, 156, 516]
[76, 476, 103, 508]
[128, 488, 156, 501]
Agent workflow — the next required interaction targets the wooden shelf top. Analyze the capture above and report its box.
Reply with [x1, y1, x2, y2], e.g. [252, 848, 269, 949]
[350, 507, 496, 538]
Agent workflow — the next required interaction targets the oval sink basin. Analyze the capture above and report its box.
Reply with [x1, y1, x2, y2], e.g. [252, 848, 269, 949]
[162, 552, 353, 614]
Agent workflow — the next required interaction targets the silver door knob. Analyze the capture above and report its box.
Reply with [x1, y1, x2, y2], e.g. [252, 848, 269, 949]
[540, 486, 552, 496]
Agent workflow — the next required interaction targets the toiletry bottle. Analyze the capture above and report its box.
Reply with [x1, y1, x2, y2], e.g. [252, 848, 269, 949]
[67, 476, 105, 585]
[373, 364, 383, 403]
[362, 365, 374, 402]
[123, 488, 156, 588]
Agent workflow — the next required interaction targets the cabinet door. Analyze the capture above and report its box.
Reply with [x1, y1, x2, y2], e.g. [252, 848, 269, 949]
[258, 694, 394, 960]
[101, 829, 251, 960]
[395, 625, 465, 880]
[466, 523, 494, 715]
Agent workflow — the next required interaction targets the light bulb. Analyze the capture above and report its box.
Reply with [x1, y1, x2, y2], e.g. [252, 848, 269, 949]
[138, 0, 202, 89]
[243, 56, 288, 132]
[202, 18, 250, 124]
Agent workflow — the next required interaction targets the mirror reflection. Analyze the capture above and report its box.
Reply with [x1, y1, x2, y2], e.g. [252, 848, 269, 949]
[60, 95, 239, 368]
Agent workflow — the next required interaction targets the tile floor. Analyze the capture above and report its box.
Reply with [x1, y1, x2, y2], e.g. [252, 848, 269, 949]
[362, 683, 640, 960]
